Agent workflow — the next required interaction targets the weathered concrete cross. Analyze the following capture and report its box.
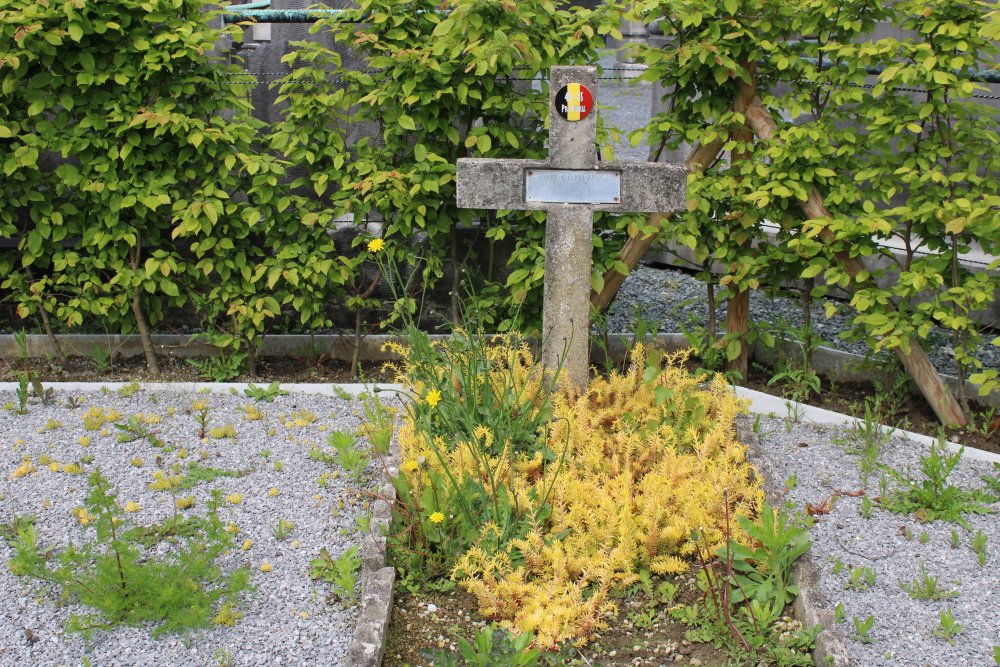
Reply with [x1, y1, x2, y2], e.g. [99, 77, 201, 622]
[456, 66, 687, 389]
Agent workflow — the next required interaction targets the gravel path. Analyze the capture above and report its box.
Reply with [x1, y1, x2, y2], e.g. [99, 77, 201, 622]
[0, 385, 387, 667]
[606, 263, 1000, 379]
[748, 415, 1000, 666]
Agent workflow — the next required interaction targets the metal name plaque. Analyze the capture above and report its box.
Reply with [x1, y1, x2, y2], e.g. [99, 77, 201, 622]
[525, 169, 621, 204]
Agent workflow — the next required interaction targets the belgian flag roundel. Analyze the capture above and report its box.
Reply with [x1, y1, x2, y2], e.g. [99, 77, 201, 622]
[555, 83, 593, 122]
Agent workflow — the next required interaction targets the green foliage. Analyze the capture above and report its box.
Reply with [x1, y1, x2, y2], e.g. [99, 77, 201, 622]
[357, 392, 395, 455]
[14, 372, 29, 414]
[933, 608, 962, 644]
[187, 348, 246, 383]
[422, 625, 542, 667]
[834, 402, 895, 488]
[900, 562, 960, 601]
[851, 615, 875, 644]
[688, 504, 818, 666]
[628, 0, 1000, 395]
[269, 0, 609, 331]
[115, 416, 163, 447]
[271, 519, 295, 542]
[971, 529, 988, 567]
[326, 429, 370, 483]
[244, 382, 289, 403]
[7, 470, 250, 637]
[844, 565, 877, 592]
[177, 464, 249, 491]
[879, 442, 997, 529]
[719, 504, 812, 610]
[309, 545, 361, 605]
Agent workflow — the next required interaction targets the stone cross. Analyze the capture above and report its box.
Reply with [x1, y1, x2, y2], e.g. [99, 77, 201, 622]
[456, 66, 687, 389]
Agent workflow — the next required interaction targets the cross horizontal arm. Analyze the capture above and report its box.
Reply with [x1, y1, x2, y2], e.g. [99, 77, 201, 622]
[456, 158, 688, 214]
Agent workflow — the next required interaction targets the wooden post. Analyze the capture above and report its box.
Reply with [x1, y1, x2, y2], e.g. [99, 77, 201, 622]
[741, 92, 967, 427]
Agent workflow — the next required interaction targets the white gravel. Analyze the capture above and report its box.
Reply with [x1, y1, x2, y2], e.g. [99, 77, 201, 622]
[0, 384, 391, 667]
[747, 415, 1000, 667]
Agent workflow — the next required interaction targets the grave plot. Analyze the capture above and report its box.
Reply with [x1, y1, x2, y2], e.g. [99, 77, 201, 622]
[0, 384, 395, 667]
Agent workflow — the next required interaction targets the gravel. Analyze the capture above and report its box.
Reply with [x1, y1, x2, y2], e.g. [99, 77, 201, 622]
[605, 263, 1000, 379]
[0, 385, 391, 667]
[747, 415, 1000, 667]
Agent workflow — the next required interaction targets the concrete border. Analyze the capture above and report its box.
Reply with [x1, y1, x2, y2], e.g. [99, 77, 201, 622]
[735, 385, 1000, 464]
[346, 393, 402, 667]
[737, 417, 854, 667]
[1, 332, 993, 409]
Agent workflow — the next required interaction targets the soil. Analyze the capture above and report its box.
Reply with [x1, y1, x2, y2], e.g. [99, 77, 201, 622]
[382, 576, 732, 667]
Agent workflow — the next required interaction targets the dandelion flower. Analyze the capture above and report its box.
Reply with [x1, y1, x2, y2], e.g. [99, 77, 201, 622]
[429, 512, 445, 524]
[241, 539, 253, 551]
[260, 562, 273, 572]
[124, 501, 141, 513]
[425, 389, 442, 408]
[268, 487, 280, 497]
[226, 493, 244, 505]
[403, 459, 419, 473]
[367, 238, 385, 253]
[78, 436, 90, 447]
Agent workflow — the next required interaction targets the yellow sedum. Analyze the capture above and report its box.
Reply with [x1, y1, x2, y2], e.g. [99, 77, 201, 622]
[394, 344, 763, 648]
[12, 457, 37, 479]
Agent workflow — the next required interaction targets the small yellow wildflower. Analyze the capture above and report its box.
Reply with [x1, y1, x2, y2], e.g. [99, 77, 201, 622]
[367, 237, 385, 253]
[62, 463, 83, 475]
[38, 453, 53, 466]
[123, 501, 141, 513]
[175, 495, 196, 510]
[100, 428, 110, 437]
[259, 562, 273, 572]
[226, 523, 241, 534]
[166, 406, 176, 416]
[14, 438, 23, 446]
[48, 462, 61, 473]
[429, 512, 445, 524]
[241, 539, 253, 551]
[291, 539, 301, 548]
[298, 611, 309, 620]
[403, 460, 419, 473]
[226, 493, 244, 505]
[42, 498, 52, 510]
[425, 389, 442, 408]
[78, 436, 90, 447]
[268, 487, 280, 497]
[130, 457, 144, 468]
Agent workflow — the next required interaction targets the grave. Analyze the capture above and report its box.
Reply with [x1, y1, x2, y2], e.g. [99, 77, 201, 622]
[456, 66, 687, 389]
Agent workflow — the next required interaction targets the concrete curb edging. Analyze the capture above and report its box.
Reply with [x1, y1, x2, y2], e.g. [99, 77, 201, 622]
[737, 417, 855, 667]
[735, 385, 1000, 464]
[346, 393, 403, 667]
[2, 332, 994, 410]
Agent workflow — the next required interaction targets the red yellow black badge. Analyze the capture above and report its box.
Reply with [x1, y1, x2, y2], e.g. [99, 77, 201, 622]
[555, 83, 593, 122]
